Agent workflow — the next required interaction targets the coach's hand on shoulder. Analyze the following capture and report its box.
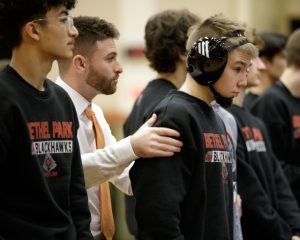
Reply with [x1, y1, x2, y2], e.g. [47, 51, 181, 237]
[130, 113, 183, 158]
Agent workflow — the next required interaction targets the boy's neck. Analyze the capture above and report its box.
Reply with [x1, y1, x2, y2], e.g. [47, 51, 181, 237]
[10, 45, 53, 91]
[180, 76, 214, 105]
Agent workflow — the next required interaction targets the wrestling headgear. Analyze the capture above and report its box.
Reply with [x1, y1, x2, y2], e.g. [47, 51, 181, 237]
[187, 31, 248, 108]
[187, 31, 248, 86]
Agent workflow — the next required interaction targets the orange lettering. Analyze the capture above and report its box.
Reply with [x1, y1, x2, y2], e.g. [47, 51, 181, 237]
[204, 133, 213, 148]
[293, 116, 300, 128]
[53, 121, 73, 138]
[242, 127, 251, 140]
[221, 134, 229, 149]
[62, 122, 73, 138]
[27, 122, 50, 140]
[252, 128, 263, 141]
[214, 134, 224, 149]
[52, 121, 63, 138]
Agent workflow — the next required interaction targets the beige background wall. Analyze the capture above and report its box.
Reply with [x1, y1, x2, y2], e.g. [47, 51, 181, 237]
[49, 0, 300, 119]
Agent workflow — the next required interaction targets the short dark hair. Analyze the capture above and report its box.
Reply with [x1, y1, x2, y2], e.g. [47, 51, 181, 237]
[144, 9, 201, 73]
[285, 29, 300, 67]
[72, 16, 119, 57]
[258, 32, 287, 60]
[0, 0, 77, 48]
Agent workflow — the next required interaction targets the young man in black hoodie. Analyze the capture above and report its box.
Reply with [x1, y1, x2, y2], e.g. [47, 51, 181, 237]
[0, 0, 93, 239]
[130, 14, 257, 240]
[228, 29, 300, 240]
[123, 9, 201, 237]
[249, 29, 300, 208]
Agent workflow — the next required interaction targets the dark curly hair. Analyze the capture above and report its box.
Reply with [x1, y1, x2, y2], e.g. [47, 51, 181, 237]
[144, 9, 201, 73]
[0, 0, 77, 48]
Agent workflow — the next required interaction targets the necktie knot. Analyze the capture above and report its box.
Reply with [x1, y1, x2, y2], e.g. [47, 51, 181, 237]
[85, 105, 95, 120]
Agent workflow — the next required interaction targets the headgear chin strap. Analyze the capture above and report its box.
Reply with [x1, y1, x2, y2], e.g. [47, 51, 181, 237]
[209, 85, 233, 108]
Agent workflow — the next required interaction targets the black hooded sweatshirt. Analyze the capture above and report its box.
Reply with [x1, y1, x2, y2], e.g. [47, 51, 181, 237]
[228, 104, 300, 240]
[0, 66, 92, 239]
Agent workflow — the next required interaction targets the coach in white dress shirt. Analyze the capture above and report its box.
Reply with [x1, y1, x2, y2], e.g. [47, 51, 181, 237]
[56, 16, 182, 239]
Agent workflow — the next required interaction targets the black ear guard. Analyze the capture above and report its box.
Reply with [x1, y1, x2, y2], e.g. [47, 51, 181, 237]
[187, 33, 248, 86]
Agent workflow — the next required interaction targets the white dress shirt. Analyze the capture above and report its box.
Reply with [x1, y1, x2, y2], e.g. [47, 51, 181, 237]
[56, 77, 137, 238]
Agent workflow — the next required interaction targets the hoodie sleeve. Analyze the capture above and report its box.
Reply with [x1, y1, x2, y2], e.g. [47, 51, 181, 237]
[129, 112, 194, 240]
[70, 137, 93, 239]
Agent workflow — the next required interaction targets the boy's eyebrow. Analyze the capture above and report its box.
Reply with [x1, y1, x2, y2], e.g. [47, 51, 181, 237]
[58, 9, 69, 16]
[235, 60, 250, 67]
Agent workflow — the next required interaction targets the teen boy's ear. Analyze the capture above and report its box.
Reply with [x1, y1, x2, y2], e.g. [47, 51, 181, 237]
[24, 22, 41, 41]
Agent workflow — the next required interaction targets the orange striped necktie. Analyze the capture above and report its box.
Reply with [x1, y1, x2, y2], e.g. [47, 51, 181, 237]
[85, 104, 115, 240]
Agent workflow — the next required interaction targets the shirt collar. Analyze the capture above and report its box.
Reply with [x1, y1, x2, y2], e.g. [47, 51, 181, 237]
[55, 76, 90, 117]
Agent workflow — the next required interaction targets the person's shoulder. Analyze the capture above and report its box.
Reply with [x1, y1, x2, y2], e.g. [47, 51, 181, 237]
[253, 82, 287, 110]
[243, 92, 259, 109]
[154, 90, 189, 113]
[46, 79, 77, 111]
[260, 81, 284, 99]
[0, 66, 14, 88]
[213, 104, 235, 119]
[0, 67, 19, 101]
[227, 105, 249, 126]
[48, 78, 63, 89]
[137, 79, 176, 105]
[228, 104, 243, 115]
[153, 90, 207, 127]
[48, 79, 71, 98]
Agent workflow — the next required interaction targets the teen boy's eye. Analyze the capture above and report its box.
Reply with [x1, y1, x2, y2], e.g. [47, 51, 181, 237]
[59, 16, 68, 22]
[234, 67, 242, 73]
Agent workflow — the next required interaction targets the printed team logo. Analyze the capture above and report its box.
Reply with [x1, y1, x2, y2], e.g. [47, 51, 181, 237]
[241, 126, 267, 152]
[294, 129, 300, 139]
[43, 153, 58, 177]
[222, 162, 229, 184]
[205, 151, 213, 162]
[292, 115, 300, 139]
[204, 150, 231, 163]
[205, 150, 230, 185]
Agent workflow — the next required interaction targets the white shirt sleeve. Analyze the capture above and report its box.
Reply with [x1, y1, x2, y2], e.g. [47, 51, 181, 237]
[79, 103, 138, 193]
[82, 136, 137, 193]
[109, 162, 134, 195]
